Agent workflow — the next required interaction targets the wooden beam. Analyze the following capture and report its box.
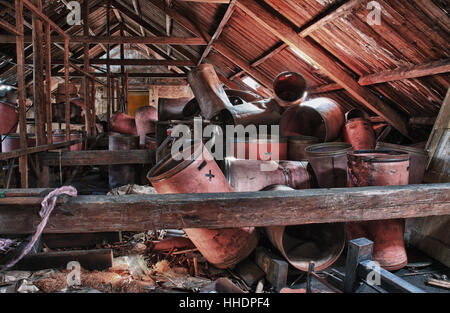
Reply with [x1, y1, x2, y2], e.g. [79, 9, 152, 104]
[236, 0, 410, 138]
[15, 0, 28, 188]
[0, 139, 83, 161]
[52, 72, 187, 78]
[309, 83, 342, 94]
[64, 38, 71, 141]
[23, 0, 69, 39]
[44, 23, 52, 144]
[40, 150, 154, 166]
[0, 183, 448, 234]
[0, 19, 21, 36]
[250, 42, 286, 67]
[78, 59, 194, 66]
[176, 0, 230, 2]
[82, 0, 93, 137]
[359, 59, 450, 86]
[68, 35, 207, 45]
[197, 0, 236, 65]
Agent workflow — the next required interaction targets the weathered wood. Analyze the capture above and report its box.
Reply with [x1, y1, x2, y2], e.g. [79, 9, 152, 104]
[23, 0, 69, 38]
[236, 0, 410, 138]
[44, 23, 52, 144]
[0, 19, 21, 36]
[359, 59, 450, 86]
[250, 42, 286, 67]
[67, 36, 206, 45]
[344, 238, 373, 293]
[82, 0, 92, 137]
[0, 184, 448, 234]
[64, 38, 71, 141]
[0, 139, 83, 161]
[15, 0, 28, 188]
[197, 0, 236, 65]
[14, 249, 113, 271]
[52, 72, 187, 78]
[40, 150, 154, 166]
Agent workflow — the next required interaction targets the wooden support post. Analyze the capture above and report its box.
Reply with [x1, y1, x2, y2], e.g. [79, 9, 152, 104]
[82, 0, 92, 136]
[91, 76, 96, 135]
[125, 72, 128, 114]
[16, 0, 28, 188]
[106, 0, 111, 127]
[44, 23, 52, 144]
[120, 23, 125, 113]
[64, 38, 71, 142]
[32, 0, 46, 146]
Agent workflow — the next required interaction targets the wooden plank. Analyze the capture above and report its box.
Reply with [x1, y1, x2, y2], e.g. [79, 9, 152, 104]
[15, 0, 28, 188]
[359, 59, 450, 86]
[40, 150, 154, 166]
[197, 0, 236, 65]
[236, 0, 410, 139]
[52, 72, 187, 78]
[23, 0, 69, 38]
[0, 19, 21, 36]
[0, 183, 448, 234]
[68, 35, 207, 45]
[44, 23, 52, 144]
[0, 139, 83, 161]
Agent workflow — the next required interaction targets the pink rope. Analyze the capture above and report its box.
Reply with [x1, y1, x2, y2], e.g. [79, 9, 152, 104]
[0, 186, 77, 271]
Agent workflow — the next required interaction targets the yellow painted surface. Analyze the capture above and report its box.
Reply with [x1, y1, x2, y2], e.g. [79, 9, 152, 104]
[128, 92, 149, 117]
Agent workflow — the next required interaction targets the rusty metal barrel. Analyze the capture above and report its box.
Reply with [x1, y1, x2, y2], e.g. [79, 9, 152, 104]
[347, 150, 410, 271]
[273, 72, 307, 108]
[108, 134, 139, 189]
[343, 109, 376, 151]
[135, 106, 158, 145]
[0, 101, 18, 135]
[287, 136, 320, 161]
[304, 142, 353, 188]
[280, 97, 344, 142]
[263, 185, 346, 272]
[147, 142, 259, 269]
[158, 97, 193, 121]
[1, 133, 36, 152]
[110, 112, 137, 135]
[376, 142, 427, 184]
[232, 136, 288, 161]
[51, 130, 83, 151]
[225, 158, 315, 192]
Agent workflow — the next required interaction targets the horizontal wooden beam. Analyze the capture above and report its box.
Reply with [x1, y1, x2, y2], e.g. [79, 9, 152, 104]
[40, 150, 154, 166]
[39, 59, 195, 66]
[0, 183, 448, 234]
[23, 0, 69, 39]
[176, 0, 230, 3]
[51, 72, 187, 78]
[0, 139, 82, 161]
[358, 59, 450, 86]
[70, 36, 206, 45]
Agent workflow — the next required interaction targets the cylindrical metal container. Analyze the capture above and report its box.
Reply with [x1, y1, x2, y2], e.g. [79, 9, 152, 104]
[273, 72, 307, 108]
[147, 142, 259, 268]
[225, 158, 315, 192]
[233, 136, 288, 161]
[347, 150, 410, 271]
[144, 135, 157, 150]
[108, 134, 139, 188]
[280, 97, 344, 142]
[287, 136, 320, 161]
[264, 185, 346, 272]
[0, 101, 18, 135]
[225, 89, 263, 104]
[158, 97, 193, 121]
[1, 133, 36, 152]
[187, 64, 232, 120]
[376, 142, 427, 184]
[343, 118, 376, 151]
[110, 112, 137, 135]
[135, 106, 158, 145]
[216, 101, 282, 126]
[304, 143, 353, 188]
[51, 130, 83, 151]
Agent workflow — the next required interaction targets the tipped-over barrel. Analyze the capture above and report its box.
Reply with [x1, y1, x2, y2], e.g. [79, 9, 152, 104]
[273, 72, 307, 108]
[147, 143, 259, 268]
[110, 112, 137, 135]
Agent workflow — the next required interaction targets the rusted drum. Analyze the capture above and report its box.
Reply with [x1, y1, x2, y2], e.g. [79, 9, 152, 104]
[376, 142, 427, 184]
[187, 64, 232, 120]
[343, 109, 376, 151]
[1, 133, 36, 152]
[158, 98, 193, 121]
[108, 134, 139, 189]
[225, 158, 315, 192]
[304, 143, 353, 188]
[273, 72, 307, 108]
[264, 185, 346, 272]
[144, 135, 157, 150]
[233, 136, 288, 161]
[51, 130, 83, 151]
[0, 101, 18, 135]
[280, 97, 344, 142]
[225, 89, 263, 104]
[217, 101, 282, 126]
[347, 150, 410, 271]
[135, 106, 158, 145]
[147, 142, 259, 269]
[110, 112, 137, 135]
[287, 136, 320, 161]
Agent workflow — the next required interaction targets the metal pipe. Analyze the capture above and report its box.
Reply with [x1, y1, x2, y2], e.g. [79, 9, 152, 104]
[273, 72, 307, 108]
